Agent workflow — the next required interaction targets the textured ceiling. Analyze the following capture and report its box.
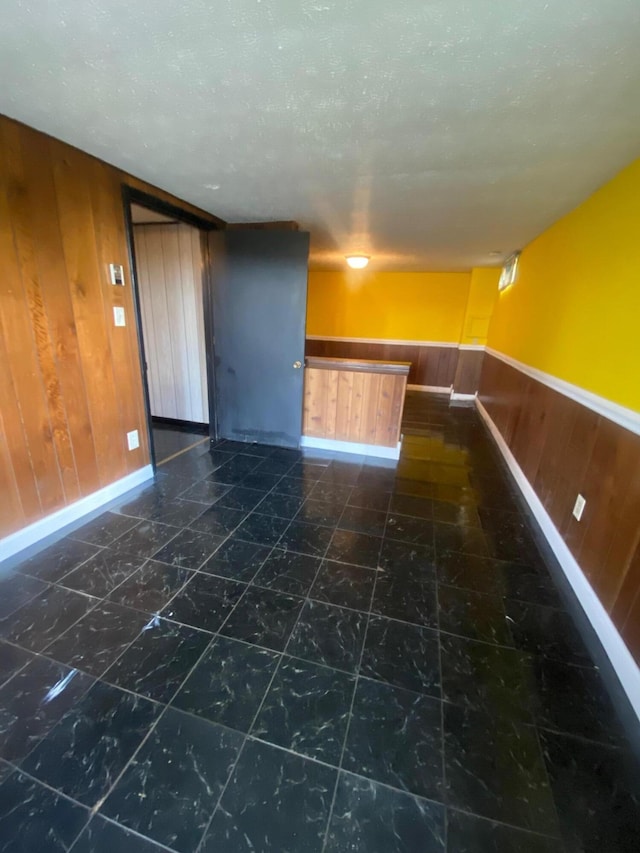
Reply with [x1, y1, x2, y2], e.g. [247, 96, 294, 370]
[2, 0, 640, 270]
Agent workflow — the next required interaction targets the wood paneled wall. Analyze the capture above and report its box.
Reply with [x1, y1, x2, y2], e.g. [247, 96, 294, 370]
[0, 115, 219, 540]
[133, 224, 209, 424]
[305, 338, 458, 389]
[303, 365, 408, 447]
[478, 352, 640, 663]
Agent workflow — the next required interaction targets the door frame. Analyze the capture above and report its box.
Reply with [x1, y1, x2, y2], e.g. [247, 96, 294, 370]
[121, 185, 220, 469]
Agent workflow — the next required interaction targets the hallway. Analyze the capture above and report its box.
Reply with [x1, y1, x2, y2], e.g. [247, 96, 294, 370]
[0, 392, 638, 852]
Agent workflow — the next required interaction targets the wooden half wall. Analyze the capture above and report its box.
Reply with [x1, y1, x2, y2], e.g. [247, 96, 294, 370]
[0, 115, 220, 541]
[478, 351, 640, 664]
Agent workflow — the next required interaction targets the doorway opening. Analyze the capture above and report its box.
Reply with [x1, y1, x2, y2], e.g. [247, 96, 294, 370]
[122, 187, 218, 468]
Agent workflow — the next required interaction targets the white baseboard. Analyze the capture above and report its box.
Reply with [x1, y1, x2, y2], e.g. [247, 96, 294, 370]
[450, 391, 477, 401]
[475, 398, 640, 723]
[301, 436, 401, 460]
[407, 384, 452, 394]
[0, 465, 154, 563]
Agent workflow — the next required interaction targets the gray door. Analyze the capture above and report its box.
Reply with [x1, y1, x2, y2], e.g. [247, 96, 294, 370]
[209, 229, 310, 448]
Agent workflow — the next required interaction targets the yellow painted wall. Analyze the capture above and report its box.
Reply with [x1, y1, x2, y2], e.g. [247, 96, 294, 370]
[460, 268, 501, 345]
[306, 271, 471, 342]
[488, 158, 640, 412]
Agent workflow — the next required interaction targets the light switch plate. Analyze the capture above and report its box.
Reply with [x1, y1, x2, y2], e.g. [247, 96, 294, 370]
[113, 306, 126, 327]
[573, 493, 586, 521]
[109, 263, 125, 286]
[127, 430, 140, 451]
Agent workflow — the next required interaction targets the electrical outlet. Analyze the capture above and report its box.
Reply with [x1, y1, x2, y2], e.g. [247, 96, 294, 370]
[573, 494, 586, 521]
[127, 430, 140, 451]
[113, 306, 126, 327]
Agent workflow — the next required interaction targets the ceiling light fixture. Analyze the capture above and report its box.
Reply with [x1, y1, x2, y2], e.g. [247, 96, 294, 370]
[345, 254, 370, 269]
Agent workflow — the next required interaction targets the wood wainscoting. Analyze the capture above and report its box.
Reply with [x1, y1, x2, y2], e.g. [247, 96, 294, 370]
[478, 351, 640, 664]
[0, 115, 220, 542]
[305, 338, 458, 390]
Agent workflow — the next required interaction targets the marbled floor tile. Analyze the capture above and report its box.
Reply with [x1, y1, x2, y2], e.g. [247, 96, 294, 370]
[188, 504, 248, 538]
[326, 529, 383, 569]
[2, 586, 98, 652]
[498, 564, 565, 609]
[70, 511, 140, 547]
[433, 520, 492, 558]
[434, 551, 505, 596]
[372, 571, 438, 628]
[444, 702, 559, 835]
[18, 539, 100, 582]
[233, 512, 291, 547]
[151, 527, 224, 570]
[504, 599, 591, 666]
[446, 808, 562, 853]
[361, 616, 440, 697]
[287, 600, 367, 673]
[179, 478, 231, 504]
[253, 548, 322, 596]
[0, 656, 93, 762]
[286, 462, 325, 481]
[102, 707, 243, 852]
[325, 772, 446, 853]
[144, 497, 213, 528]
[240, 471, 284, 492]
[21, 680, 161, 807]
[0, 771, 88, 853]
[109, 520, 177, 560]
[220, 587, 304, 651]
[348, 486, 391, 512]
[0, 760, 12, 784]
[200, 537, 271, 582]
[343, 678, 443, 801]
[0, 573, 48, 620]
[440, 633, 535, 723]
[319, 461, 362, 485]
[295, 498, 345, 528]
[386, 514, 436, 549]
[252, 657, 355, 764]
[0, 641, 35, 688]
[309, 560, 375, 612]
[378, 538, 437, 579]
[71, 815, 167, 852]
[272, 476, 317, 499]
[338, 506, 388, 537]
[437, 583, 512, 646]
[278, 520, 334, 558]
[388, 493, 434, 521]
[431, 499, 482, 527]
[107, 560, 193, 612]
[253, 491, 304, 520]
[529, 656, 626, 746]
[216, 485, 268, 513]
[310, 481, 353, 504]
[540, 729, 640, 853]
[103, 616, 211, 702]
[172, 635, 279, 731]
[43, 602, 147, 678]
[161, 573, 245, 633]
[201, 739, 336, 853]
[58, 550, 143, 598]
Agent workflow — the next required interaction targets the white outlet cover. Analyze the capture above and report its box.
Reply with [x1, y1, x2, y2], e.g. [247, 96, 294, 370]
[113, 306, 126, 327]
[127, 430, 140, 451]
[573, 493, 586, 521]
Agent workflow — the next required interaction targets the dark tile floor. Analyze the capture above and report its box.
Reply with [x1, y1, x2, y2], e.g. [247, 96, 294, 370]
[1, 392, 639, 852]
[152, 422, 208, 465]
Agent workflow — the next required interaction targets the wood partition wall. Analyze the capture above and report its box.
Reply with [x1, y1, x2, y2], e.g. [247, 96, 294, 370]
[478, 352, 640, 663]
[0, 115, 220, 541]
